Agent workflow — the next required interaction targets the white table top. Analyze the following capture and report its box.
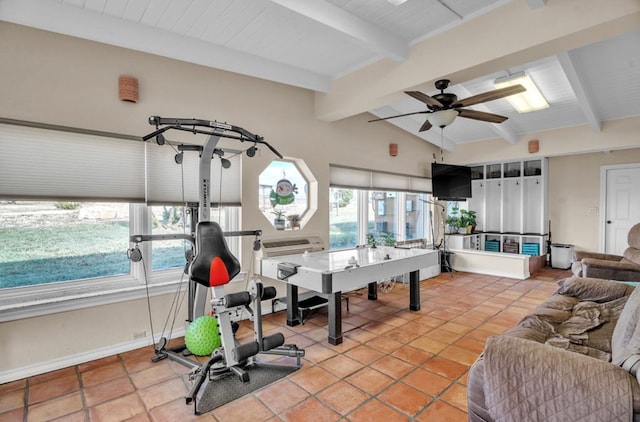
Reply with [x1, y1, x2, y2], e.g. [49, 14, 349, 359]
[264, 246, 434, 274]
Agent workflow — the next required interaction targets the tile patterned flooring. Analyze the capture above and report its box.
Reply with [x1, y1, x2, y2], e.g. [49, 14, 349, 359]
[1, 267, 571, 421]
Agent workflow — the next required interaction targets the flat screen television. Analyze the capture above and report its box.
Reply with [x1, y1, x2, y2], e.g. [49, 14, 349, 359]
[431, 162, 472, 201]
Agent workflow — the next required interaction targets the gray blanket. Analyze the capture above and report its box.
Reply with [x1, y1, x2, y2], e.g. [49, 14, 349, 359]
[484, 335, 632, 422]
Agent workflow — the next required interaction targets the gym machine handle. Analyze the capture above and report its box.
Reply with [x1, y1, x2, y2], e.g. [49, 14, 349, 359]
[144, 116, 283, 159]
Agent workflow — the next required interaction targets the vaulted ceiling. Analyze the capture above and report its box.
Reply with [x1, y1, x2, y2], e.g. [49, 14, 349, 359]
[1, 0, 639, 151]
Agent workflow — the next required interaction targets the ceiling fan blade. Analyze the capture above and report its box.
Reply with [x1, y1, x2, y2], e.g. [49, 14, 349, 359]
[368, 110, 428, 122]
[419, 120, 432, 132]
[405, 91, 444, 108]
[458, 109, 509, 124]
[452, 84, 526, 108]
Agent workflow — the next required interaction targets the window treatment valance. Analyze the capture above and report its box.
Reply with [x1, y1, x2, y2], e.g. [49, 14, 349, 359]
[329, 164, 432, 193]
[0, 122, 241, 205]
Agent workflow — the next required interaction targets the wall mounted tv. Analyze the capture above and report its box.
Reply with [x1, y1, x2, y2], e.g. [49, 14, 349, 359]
[431, 162, 472, 201]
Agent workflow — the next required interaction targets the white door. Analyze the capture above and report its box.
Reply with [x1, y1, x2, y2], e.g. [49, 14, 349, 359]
[602, 164, 640, 254]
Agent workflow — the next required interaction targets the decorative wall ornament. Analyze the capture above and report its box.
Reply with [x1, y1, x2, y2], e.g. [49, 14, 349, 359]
[118, 75, 139, 103]
[389, 143, 398, 157]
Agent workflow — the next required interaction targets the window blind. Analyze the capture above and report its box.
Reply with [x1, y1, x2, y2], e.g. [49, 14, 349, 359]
[330, 164, 432, 193]
[0, 123, 145, 202]
[145, 143, 242, 205]
[0, 122, 243, 205]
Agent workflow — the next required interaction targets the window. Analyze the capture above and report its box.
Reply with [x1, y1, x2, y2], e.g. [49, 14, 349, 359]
[148, 205, 239, 272]
[329, 188, 359, 249]
[0, 201, 240, 290]
[329, 165, 434, 250]
[258, 158, 317, 230]
[0, 201, 131, 289]
[150, 205, 191, 272]
[329, 188, 433, 250]
[0, 121, 242, 319]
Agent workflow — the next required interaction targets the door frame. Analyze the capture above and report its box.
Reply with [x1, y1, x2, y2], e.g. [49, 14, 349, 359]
[599, 162, 640, 253]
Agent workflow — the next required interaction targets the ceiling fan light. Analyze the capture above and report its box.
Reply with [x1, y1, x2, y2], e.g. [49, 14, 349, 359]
[494, 72, 549, 113]
[428, 109, 458, 128]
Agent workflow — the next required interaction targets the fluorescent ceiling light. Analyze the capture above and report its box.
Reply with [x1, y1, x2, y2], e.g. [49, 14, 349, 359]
[494, 72, 549, 113]
[387, 0, 408, 5]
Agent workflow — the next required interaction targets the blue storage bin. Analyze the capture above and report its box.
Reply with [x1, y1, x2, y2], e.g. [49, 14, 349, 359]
[485, 241, 500, 252]
[522, 243, 540, 256]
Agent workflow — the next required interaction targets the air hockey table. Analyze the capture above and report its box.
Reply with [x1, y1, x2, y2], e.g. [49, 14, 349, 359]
[260, 245, 439, 345]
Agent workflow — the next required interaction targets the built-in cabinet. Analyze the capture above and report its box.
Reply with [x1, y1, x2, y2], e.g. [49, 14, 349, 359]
[446, 234, 481, 251]
[460, 159, 549, 256]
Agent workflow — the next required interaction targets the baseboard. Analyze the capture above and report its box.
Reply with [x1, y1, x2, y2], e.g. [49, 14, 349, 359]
[450, 264, 530, 280]
[1, 300, 288, 384]
[0, 327, 187, 384]
[449, 249, 530, 280]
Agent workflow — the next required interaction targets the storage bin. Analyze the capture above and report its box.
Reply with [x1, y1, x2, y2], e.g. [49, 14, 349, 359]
[522, 243, 540, 256]
[503, 242, 519, 254]
[551, 243, 574, 269]
[484, 240, 500, 252]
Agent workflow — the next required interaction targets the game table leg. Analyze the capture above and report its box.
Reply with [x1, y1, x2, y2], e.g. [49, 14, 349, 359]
[327, 292, 343, 345]
[409, 270, 420, 311]
[286, 284, 301, 326]
[367, 282, 377, 300]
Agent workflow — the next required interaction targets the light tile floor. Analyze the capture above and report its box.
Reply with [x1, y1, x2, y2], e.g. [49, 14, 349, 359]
[0, 267, 571, 421]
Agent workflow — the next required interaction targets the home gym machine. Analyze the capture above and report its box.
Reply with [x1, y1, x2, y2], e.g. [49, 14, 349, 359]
[130, 117, 304, 413]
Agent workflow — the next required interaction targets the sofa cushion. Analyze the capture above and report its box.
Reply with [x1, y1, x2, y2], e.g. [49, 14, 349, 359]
[623, 248, 640, 267]
[556, 276, 635, 302]
[612, 286, 640, 381]
[571, 260, 583, 277]
[627, 223, 640, 250]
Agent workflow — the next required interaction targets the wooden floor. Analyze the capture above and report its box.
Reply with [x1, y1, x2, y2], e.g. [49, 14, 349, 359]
[0, 266, 572, 422]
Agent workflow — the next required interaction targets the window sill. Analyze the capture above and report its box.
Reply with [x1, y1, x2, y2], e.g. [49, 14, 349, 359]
[0, 270, 247, 322]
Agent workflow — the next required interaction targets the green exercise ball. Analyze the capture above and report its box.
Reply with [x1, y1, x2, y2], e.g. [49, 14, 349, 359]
[185, 315, 221, 356]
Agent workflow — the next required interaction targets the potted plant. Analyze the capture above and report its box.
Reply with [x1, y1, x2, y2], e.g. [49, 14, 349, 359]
[272, 209, 286, 230]
[460, 209, 477, 234]
[287, 214, 301, 229]
[445, 214, 459, 234]
[447, 206, 467, 234]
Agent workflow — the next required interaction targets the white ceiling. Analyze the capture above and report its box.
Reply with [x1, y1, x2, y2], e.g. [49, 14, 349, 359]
[1, 0, 639, 150]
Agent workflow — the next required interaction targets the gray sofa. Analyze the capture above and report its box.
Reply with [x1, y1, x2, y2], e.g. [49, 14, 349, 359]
[468, 277, 640, 421]
[572, 223, 640, 281]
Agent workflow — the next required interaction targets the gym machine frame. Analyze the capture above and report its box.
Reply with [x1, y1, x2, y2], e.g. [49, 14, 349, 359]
[132, 117, 304, 407]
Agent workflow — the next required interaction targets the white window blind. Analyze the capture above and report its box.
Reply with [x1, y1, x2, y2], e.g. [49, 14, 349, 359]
[0, 123, 145, 201]
[0, 122, 243, 205]
[145, 143, 242, 205]
[330, 164, 432, 193]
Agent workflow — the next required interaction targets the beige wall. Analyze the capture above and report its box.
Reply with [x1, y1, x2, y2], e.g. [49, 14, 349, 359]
[0, 22, 438, 377]
[0, 21, 437, 263]
[1, 21, 639, 379]
[548, 149, 640, 251]
[447, 118, 640, 252]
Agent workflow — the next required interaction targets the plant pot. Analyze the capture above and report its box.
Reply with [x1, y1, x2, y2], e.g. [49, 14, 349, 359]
[273, 218, 286, 230]
[458, 228, 467, 234]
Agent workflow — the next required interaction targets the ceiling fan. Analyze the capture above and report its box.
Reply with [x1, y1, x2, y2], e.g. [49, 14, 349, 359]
[369, 79, 526, 132]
